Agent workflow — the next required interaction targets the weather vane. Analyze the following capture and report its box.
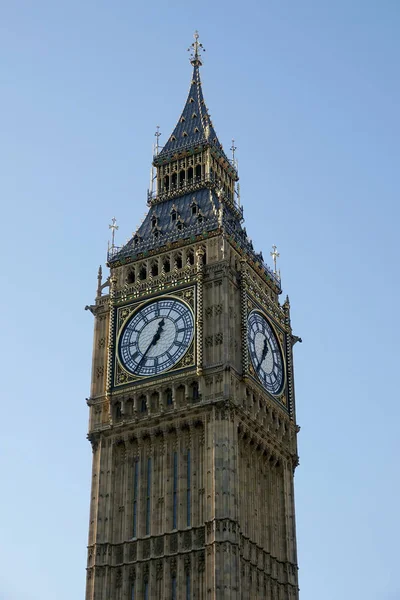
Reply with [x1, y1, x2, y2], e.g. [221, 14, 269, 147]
[188, 31, 205, 66]
[109, 217, 119, 249]
[270, 244, 280, 274]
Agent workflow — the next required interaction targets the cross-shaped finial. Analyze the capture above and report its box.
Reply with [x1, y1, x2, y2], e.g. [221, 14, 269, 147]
[188, 31, 205, 66]
[109, 216, 119, 249]
[230, 139, 237, 162]
[270, 244, 280, 274]
[154, 125, 161, 155]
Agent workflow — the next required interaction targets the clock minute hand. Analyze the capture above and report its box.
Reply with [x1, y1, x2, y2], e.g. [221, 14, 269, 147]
[257, 338, 269, 371]
[138, 318, 166, 366]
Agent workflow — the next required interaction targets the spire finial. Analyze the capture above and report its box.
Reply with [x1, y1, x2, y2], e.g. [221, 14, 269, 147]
[109, 217, 119, 249]
[188, 31, 205, 67]
[270, 244, 280, 274]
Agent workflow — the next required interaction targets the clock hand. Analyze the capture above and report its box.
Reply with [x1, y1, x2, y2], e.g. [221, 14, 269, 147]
[138, 318, 165, 365]
[257, 338, 269, 371]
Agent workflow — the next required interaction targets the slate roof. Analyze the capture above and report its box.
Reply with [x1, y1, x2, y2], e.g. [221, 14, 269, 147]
[111, 188, 220, 260]
[156, 65, 229, 163]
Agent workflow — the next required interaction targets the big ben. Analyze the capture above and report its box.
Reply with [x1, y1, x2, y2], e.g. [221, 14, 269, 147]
[85, 33, 300, 599]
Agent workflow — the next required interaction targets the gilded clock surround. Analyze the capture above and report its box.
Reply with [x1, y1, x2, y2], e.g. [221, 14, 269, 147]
[245, 293, 288, 408]
[85, 33, 300, 600]
[113, 288, 196, 387]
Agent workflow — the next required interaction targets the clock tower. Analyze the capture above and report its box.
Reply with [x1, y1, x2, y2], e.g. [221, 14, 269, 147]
[85, 33, 300, 600]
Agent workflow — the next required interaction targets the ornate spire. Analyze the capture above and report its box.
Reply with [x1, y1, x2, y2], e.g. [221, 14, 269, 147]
[188, 30, 205, 67]
[156, 33, 228, 163]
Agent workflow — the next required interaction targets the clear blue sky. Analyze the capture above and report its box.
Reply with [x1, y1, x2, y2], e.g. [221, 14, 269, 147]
[1, 1, 399, 599]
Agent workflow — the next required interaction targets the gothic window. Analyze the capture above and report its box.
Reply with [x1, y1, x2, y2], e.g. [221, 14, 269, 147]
[150, 391, 159, 411]
[187, 166, 193, 182]
[187, 249, 195, 266]
[151, 262, 159, 277]
[191, 381, 199, 401]
[179, 170, 185, 185]
[194, 127, 199, 133]
[114, 402, 122, 420]
[176, 384, 185, 404]
[171, 173, 177, 188]
[139, 265, 147, 280]
[171, 209, 177, 223]
[192, 112, 197, 118]
[146, 457, 152, 535]
[140, 396, 147, 413]
[166, 388, 173, 406]
[175, 254, 183, 269]
[163, 257, 171, 273]
[133, 235, 140, 247]
[151, 215, 157, 228]
[173, 451, 178, 529]
[176, 220, 183, 231]
[197, 213, 203, 224]
[126, 398, 133, 416]
[182, 132, 188, 137]
[172, 575, 177, 600]
[190, 200, 198, 215]
[127, 269, 135, 284]
[132, 460, 139, 537]
[186, 449, 191, 527]
[164, 175, 170, 190]
[195, 164, 201, 179]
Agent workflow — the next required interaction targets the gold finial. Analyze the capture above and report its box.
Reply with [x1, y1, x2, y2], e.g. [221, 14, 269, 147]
[109, 217, 119, 249]
[270, 244, 280, 274]
[188, 31, 205, 66]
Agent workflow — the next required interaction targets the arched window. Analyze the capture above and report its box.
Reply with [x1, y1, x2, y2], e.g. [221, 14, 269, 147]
[187, 249, 195, 266]
[164, 175, 170, 190]
[179, 170, 185, 185]
[171, 209, 177, 223]
[151, 215, 157, 228]
[165, 388, 173, 406]
[139, 264, 147, 280]
[115, 402, 122, 420]
[191, 381, 199, 401]
[187, 167, 193, 182]
[163, 257, 171, 273]
[175, 254, 183, 269]
[151, 262, 159, 277]
[140, 396, 147, 413]
[195, 164, 201, 179]
[127, 270, 135, 284]
[171, 173, 177, 188]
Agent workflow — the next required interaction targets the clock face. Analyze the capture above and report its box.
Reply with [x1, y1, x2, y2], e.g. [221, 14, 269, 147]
[247, 310, 284, 395]
[118, 298, 194, 377]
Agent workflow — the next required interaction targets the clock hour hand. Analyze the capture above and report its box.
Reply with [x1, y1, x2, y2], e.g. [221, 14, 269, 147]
[257, 338, 269, 371]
